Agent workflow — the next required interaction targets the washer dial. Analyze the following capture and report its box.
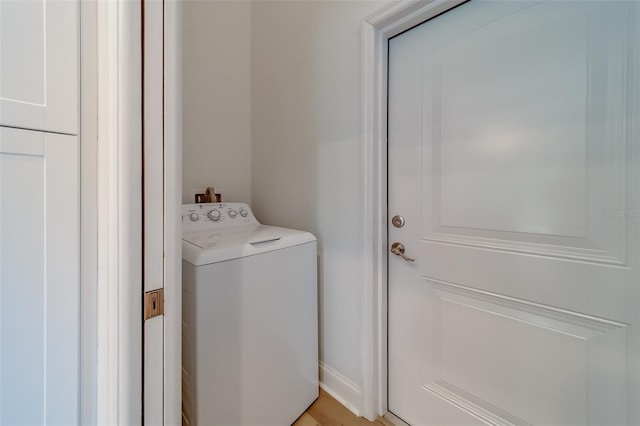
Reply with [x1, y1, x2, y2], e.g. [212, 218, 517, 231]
[207, 210, 221, 221]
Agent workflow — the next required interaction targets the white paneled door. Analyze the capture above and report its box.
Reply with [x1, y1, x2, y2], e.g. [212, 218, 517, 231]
[0, 127, 79, 425]
[388, 1, 640, 425]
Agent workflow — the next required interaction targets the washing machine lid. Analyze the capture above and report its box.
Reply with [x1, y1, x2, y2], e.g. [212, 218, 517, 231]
[182, 225, 316, 265]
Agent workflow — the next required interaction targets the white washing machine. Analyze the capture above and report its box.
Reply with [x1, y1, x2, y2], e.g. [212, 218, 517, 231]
[181, 202, 318, 426]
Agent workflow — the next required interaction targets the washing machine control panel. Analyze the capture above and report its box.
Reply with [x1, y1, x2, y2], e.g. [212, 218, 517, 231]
[182, 203, 259, 233]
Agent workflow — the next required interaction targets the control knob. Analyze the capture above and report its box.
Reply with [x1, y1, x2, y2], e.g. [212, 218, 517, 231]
[239, 209, 248, 218]
[228, 210, 238, 218]
[207, 209, 221, 222]
[189, 212, 199, 222]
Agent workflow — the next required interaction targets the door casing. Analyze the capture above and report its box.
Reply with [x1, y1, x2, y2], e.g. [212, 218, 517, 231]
[94, 1, 143, 423]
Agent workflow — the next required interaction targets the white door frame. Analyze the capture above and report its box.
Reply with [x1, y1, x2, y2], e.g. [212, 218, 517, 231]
[88, 0, 181, 424]
[80, 0, 99, 422]
[360, 0, 468, 420]
[95, 1, 143, 423]
[163, 1, 183, 424]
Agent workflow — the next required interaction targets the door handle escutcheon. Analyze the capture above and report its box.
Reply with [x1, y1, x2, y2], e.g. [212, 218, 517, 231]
[390, 242, 415, 262]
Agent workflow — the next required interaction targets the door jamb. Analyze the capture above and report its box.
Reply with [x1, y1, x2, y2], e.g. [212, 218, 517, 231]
[80, 0, 98, 422]
[163, 0, 182, 423]
[360, 0, 469, 420]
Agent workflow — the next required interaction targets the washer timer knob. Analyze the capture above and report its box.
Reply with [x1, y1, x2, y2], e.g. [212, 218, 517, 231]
[207, 210, 221, 222]
[239, 209, 248, 218]
[228, 210, 238, 218]
[189, 212, 200, 222]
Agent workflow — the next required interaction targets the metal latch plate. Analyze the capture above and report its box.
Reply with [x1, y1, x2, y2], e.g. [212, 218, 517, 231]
[144, 288, 164, 320]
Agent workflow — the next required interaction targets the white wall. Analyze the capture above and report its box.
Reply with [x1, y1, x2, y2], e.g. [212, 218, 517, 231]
[182, 0, 251, 204]
[251, 0, 387, 413]
[182, 0, 390, 414]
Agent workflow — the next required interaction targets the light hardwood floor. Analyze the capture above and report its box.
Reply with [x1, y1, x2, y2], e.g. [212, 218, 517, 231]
[293, 389, 388, 426]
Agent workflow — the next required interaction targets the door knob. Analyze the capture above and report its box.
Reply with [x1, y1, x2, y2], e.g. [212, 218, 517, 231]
[390, 242, 415, 262]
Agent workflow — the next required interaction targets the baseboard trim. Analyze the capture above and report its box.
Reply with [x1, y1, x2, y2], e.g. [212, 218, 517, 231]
[383, 411, 409, 426]
[319, 361, 362, 417]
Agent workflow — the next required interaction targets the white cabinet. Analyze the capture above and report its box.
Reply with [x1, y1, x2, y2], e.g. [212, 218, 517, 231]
[0, 0, 78, 134]
[0, 1, 80, 423]
[0, 127, 79, 425]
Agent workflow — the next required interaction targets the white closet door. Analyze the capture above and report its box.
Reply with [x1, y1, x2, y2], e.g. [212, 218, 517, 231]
[0, 127, 79, 425]
[0, 0, 78, 134]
